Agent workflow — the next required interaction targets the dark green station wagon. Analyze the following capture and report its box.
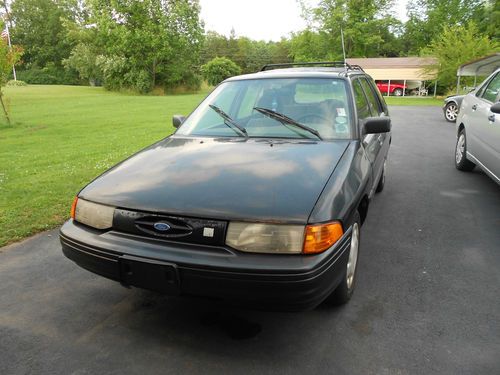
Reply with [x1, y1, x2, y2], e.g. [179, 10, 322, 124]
[60, 62, 391, 311]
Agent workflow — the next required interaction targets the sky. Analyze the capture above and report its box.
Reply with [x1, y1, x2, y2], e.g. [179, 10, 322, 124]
[199, 0, 409, 42]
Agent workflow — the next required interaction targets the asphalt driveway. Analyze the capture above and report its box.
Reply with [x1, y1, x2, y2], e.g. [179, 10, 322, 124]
[1, 106, 499, 375]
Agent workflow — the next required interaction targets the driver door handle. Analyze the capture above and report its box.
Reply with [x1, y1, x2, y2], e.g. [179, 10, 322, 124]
[472, 104, 477, 111]
[488, 114, 495, 122]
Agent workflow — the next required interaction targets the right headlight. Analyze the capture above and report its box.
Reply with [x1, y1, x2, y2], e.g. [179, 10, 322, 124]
[71, 197, 115, 230]
[225, 221, 343, 254]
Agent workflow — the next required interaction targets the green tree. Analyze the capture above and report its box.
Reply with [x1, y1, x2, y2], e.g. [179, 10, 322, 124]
[297, 0, 401, 59]
[422, 22, 499, 91]
[81, 0, 204, 92]
[10, 0, 77, 68]
[201, 56, 241, 86]
[63, 43, 102, 85]
[472, 0, 500, 41]
[0, 33, 22, 124]
[289, 30, 331, 61]
[401, 0, 486, 55]
[200, 31, 291, 74]
[201, 31, 231, 64]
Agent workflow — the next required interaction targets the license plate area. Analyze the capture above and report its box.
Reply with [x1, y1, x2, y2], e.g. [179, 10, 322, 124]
[119, 255, 180, 295]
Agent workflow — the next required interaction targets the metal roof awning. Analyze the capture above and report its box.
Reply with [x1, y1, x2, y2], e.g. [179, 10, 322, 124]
[457, 53, 500, 76]
[346, 57, 438, 80]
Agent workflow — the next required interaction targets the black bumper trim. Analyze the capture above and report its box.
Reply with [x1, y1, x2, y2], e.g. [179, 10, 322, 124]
[60, 223, 352, 311]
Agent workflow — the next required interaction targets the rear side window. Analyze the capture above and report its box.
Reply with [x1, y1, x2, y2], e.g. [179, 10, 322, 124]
[352, 80, 371, 120]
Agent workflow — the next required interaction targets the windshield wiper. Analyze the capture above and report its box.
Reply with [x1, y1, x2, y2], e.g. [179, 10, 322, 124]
[208, 104, 248, 138]
[253, 107, 322, 140]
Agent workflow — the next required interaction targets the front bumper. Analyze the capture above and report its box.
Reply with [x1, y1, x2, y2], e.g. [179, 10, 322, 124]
[60, 220, 352, 311]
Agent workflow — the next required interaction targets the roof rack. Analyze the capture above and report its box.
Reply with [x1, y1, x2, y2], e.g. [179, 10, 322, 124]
[260, 61, 365, 72]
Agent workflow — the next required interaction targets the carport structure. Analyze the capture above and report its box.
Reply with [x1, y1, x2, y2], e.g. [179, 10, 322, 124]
[346, 57, 438, 96]
[456, 53, 500, 94]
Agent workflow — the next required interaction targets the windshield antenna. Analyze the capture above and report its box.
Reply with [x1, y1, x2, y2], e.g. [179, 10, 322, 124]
[341, 28, 347, 73]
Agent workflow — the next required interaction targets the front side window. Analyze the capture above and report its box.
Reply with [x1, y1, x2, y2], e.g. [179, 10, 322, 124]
[176, 78, 352, 140]
[360, 78, 382, 116]
[352, 79, 371, 120]
[481, 73, 500, 103]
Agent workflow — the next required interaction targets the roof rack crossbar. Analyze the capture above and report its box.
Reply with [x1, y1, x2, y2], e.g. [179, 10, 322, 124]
[348, 64, 365, 72]
[260, 61, 364, 72]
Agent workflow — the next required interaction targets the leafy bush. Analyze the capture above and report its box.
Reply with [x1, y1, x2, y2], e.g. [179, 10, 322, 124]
[201, 57, 241, 86]
[63, 43, 102, 86]
[17, 65, 80, 85]
[125, 70, 152, 94]
[6, 80, 27, 86]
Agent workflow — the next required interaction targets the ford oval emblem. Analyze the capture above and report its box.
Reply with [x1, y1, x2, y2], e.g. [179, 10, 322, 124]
[153, 222, 171, 232]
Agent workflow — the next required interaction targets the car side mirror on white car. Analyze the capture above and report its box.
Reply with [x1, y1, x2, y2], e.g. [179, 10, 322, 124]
[490, 102, 500, 114]
[172, 115, 186, 128]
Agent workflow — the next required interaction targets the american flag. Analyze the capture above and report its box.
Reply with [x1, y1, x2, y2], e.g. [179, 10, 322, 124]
[1, 29, 8, 40]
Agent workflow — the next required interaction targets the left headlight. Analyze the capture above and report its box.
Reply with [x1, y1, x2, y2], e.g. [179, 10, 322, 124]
[70, 197, 115, 230]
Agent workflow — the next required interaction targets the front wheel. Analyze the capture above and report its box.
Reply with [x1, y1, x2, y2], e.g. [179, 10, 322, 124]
[444, 102, 458, 122]
[393, 88, 403, 96]
[455, 129, 475, 171]
[323, 212, 361, 306]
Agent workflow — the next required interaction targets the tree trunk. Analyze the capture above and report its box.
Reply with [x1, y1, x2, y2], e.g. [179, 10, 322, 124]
[0, 89, 11, 126]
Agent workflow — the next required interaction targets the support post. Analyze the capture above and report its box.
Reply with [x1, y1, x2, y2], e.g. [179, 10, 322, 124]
[433, 80, 437, 97]
[403, 80, 406, 97]
[456, 75, 461, 95]
[387, 79, 391, 97]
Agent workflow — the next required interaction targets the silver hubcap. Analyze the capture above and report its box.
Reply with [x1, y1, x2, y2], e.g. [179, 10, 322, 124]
[456, 134, 465, 164]
[446, 104, 458, 121]
[346, 223, 360, 289]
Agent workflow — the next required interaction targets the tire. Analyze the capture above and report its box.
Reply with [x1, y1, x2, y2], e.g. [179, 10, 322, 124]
[375, 160, 386, 193]
[455, 129, 475, 171]
[393, 88, 403, 96]
[323, 212, 361, 306]
[444, 102, 459, 122]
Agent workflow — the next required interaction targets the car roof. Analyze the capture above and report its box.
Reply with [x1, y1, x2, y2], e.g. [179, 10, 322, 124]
[225, 68, 366, 82]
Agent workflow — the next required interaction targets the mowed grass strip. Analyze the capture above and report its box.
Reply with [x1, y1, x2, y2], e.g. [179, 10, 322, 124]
[385, 96, 442, 106]
[0, 85, 207, 247]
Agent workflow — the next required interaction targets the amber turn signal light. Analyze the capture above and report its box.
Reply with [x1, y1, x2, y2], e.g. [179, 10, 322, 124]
[303, 221, 343, 254]
[70, 196, 78, 219]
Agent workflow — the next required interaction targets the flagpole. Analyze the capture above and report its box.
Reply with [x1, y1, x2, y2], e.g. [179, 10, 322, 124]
[4, 21, 16, 81]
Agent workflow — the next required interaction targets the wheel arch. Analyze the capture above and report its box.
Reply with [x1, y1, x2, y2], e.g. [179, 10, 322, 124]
[357, 195, 369, 225]
[457, 122, 465, 135]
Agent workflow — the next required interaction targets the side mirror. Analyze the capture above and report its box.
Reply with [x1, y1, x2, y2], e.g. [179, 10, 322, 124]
[172, 115, 186, 129]
[361, 116, 391, 134]
[491, 102, 500, 114]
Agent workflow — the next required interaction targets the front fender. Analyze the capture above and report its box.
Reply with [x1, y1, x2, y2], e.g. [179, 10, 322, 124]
[308, 141, 372, 228]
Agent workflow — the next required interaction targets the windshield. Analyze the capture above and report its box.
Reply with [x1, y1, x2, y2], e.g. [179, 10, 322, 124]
[176, 78, 352, 140]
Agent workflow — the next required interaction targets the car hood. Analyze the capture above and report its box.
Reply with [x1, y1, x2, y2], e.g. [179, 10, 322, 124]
[79, 136, 350, 223]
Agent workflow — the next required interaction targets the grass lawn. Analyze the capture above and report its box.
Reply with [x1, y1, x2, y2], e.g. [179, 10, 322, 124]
[385, 96, 442, 106]
[0, 85, 444, 247]
[0, 85, 208, 247]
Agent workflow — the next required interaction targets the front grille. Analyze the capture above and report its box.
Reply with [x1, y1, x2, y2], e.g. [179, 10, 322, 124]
[113, 209, 227, 246]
